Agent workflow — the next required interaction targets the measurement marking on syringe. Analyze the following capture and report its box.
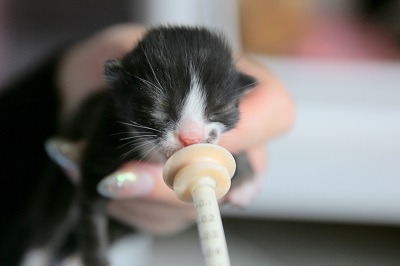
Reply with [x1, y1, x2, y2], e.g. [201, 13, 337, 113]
[204, 247, 221, 257]
[199, 214, 215, 223]
[195, 199, 212, 208]
[200, 230, 218, 241]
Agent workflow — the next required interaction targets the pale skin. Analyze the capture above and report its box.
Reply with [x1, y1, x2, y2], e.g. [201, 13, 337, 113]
[57, 24, 294, 235]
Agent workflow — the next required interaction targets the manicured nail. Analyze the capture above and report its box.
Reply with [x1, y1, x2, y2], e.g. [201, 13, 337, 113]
[97, 170, 154, 199]
[45, 138, 77, 168]
[45, 138, 80, 182]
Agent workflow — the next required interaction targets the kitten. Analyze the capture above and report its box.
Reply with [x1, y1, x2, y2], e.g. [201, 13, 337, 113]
[22, 26, 257, 266]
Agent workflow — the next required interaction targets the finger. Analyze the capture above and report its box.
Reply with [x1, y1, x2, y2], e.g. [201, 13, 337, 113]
[58, 24, 147, 119]
[225, 145, 268, 206]
[247, 143, 268, 175]
[101, 161, 192, 207]
[219, 55, 294, 153]
[107, 198, 196, 235]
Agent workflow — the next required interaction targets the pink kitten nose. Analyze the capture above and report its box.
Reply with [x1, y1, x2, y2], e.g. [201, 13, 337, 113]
[178, 133, 202, 146]
[178, 123, 203, 146]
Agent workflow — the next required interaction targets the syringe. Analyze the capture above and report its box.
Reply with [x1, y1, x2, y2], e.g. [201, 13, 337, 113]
[163, 143, 235, 266]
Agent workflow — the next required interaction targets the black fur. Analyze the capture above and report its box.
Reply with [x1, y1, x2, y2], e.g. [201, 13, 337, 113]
[22, 26, 257, 265]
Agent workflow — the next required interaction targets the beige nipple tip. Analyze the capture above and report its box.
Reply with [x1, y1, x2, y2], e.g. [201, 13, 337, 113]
[163, 144, 236, 202]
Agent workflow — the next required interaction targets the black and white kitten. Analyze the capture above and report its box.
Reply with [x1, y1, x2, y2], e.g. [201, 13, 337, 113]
[22, 26, 257, 266]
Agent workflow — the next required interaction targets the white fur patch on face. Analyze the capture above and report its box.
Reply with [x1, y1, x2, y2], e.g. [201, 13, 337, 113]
[179, 70, 206, 130]
[160, 68, 226, 157]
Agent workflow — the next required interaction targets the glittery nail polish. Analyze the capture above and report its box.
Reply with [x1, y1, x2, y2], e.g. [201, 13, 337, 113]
[97, 170, 154, 199]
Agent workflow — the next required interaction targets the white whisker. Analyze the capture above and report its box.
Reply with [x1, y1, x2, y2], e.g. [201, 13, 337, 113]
[120, 141, 155, 158]
[111, 132, 134, 136]
[113, 130, 159, 136]
[122, 69, 135, 78]
[135, 142, 160, 164]
[120, 134, 156, 141]
[134, 76, 163, 95]
[142, 48, 165, 92]
[239, 80, 258, 91]
[118, 121, 162, 133]
[116, 137, 155, 150]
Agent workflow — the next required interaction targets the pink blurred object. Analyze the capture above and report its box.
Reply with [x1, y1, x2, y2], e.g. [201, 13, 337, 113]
[291, 17, 400, 61]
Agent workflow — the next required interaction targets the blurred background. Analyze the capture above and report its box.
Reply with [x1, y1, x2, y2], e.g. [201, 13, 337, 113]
[1, 0, 400, 265]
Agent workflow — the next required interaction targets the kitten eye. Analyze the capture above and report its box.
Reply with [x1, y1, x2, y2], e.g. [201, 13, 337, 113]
[208, 112, 225, 123]
[208, 115, 216, 122]
[208, 111, 229, 123]
[215, 104, 237, 116]
[152, 110, 169, 122]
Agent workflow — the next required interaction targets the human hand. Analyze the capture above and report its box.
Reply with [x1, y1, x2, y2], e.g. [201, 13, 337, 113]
[54, 24, 294, 235]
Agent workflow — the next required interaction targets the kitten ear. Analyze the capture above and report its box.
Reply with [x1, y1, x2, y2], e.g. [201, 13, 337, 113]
[104, 60, 123, 84]
[238, 72, 258, 93]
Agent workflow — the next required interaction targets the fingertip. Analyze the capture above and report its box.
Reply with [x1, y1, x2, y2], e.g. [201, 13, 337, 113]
[97, 169, 154, 199]
[115, 162, 187, 205]
[226, 180, 261, 207]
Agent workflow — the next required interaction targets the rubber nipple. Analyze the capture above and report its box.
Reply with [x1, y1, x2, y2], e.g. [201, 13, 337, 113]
[163, 143, 236, 202]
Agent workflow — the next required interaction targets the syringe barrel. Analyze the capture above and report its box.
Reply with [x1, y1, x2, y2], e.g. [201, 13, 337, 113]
[192, 184, 231, 266]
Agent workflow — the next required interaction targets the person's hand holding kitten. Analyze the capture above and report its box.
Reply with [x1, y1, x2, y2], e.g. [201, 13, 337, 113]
[55, 24, 294, 235]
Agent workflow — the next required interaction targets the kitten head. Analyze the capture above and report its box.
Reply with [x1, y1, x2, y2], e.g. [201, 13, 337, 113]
[105, 27, 257, 158]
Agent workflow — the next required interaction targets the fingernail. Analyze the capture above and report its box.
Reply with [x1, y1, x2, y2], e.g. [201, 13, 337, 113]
[45, 138, 80, 181]
[97, 170, 154, 199]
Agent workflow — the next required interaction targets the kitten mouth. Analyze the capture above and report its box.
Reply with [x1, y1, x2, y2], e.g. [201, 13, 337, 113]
[164, 139, 220, 159]
[165, 149, 180, 159]
[165, 144, 191, 159]
[163, 148, 174, 159]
